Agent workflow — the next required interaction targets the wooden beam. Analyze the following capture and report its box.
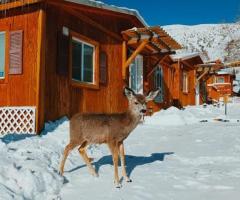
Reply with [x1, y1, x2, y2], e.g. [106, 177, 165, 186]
[181, 60, 194, 70]
[152, 37, 171, 51]
[147, 56, 167, 78]
[122, 40, 127, 79]
[151, 50, 175, 57]
[75, 10, 122, 42]
[0, 0, 42, 11]
[36, 9, 46, 134]
[122, 40, 148, 79]
[197, 68, 209, 82]
[53, 4, 122, 42]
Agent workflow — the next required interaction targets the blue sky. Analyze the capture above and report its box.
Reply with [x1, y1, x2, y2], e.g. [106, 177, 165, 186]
[101, 0, 240, 25]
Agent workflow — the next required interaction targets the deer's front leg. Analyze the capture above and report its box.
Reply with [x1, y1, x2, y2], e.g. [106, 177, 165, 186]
[119, 142, 132, 182]
[108, 142, 121, 188]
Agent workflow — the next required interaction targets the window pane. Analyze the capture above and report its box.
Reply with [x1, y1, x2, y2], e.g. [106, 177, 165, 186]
[83, 44, 94, 83]
[217, 77, 224, 83]
[0, 32, 5, 78]
[72, 39, 82, 81]
[129, 55, 143, 94]
[183, 72, 188, 92]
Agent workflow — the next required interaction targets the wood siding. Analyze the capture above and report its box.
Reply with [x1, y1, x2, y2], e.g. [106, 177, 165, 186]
[0, 8, 40, 108]
[44, 4, 142, 122]
[206, 74, 233, 101]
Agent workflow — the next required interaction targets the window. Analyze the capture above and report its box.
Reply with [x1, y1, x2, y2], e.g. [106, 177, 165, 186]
[154, 66, 164, 103]
[182, 71, 188, 93]
[129, 55, 143, 94]
[70, 32, 99, 89]
[216, 77, 225, 83]
[0, 32, 6, 79]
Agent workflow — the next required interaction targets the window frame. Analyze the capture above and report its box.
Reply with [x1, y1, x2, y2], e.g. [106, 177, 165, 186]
[69, 31, 99, 90]
[129, 54, 143, 94]
[153, 66, 164, 103]
[182, 71, 189, 94]
[0, 30, 8, 84]
[216, 76, 225, 83]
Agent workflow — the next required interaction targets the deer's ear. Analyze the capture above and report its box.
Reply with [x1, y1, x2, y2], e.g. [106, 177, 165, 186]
[124, 87, 135, 99]
[145, 89, 160, 102]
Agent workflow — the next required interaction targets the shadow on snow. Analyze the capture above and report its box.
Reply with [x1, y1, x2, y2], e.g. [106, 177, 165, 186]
[0, 117, 68, 144]
[67, 152, 174, 178]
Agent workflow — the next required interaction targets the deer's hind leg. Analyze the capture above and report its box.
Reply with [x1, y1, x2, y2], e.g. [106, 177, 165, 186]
[78, 141, 98, 177]
[59, 142, 78, 175]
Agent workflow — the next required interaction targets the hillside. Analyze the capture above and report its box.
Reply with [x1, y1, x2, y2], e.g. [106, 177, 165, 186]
[163, 23, 240, 62]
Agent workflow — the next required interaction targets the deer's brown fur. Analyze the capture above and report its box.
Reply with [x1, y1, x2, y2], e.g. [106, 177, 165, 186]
[59, 87, 159, 187]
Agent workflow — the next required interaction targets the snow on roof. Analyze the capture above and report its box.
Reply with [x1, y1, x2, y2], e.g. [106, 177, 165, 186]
[217, 70, 234, 75]
[171, 52, 202, 61]
[236, 74, 240, 81]
[66, 0, 148, 26]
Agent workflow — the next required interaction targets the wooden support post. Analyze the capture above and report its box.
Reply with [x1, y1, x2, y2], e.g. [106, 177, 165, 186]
[122, 40, 127, 80]
[147, 55, 167, 78]
[197, 68, 209, 82]
[36, 9, 46, 134]
[122, 40, 148, 79]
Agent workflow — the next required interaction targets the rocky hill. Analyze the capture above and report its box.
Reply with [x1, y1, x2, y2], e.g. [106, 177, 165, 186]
[163, 23, 240, 63]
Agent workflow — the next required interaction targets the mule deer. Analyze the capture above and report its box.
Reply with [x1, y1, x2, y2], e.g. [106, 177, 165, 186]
[59, 87, 159, 187]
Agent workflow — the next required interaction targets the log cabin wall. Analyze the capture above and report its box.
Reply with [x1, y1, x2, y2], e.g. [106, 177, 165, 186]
[171, 61, 196, 107]
[144, 56, 173, 113]
[0, 7, 40, 111]
[44, 4, 144, 122]
[178, 68, 195, 106]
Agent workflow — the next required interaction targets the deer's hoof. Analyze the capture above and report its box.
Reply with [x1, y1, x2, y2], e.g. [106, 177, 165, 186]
[126, 178, 132, 183]
[88, 157, 94, 162]
[58, 169, 63, 176]
[91, 171, 99, 177]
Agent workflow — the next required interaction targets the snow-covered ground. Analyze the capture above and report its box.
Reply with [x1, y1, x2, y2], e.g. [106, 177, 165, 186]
[1, 101, 240, 200]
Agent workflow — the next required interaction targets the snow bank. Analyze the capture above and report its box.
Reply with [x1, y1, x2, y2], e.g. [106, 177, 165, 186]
[145, 103, 240, 126]
[145, 106, 198, 126]
[0, 118, 69, 200]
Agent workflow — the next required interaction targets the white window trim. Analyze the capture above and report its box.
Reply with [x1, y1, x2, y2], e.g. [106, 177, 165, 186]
[71, 36, 95, 84]
[0, 31, 6, 80]
[129, 54, 143, 94]
[183, 71, 188, 93]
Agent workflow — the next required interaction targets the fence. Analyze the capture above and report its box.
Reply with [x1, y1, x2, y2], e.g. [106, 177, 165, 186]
[0, 107, 36, 134]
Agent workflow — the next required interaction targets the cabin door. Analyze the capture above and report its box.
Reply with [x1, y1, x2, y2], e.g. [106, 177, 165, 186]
[129, 55, 143, 94]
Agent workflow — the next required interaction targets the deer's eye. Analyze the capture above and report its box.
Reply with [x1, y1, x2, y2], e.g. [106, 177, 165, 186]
[134, 102, 139, 105]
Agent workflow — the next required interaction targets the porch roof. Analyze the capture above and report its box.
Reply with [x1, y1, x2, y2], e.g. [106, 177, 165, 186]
[122, 26, 182, 55]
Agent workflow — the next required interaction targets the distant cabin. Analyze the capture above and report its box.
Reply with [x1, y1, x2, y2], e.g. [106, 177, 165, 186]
[169, 53, 204, 108]
[0, 0, 180, 134]
[206, 71, 234, 103]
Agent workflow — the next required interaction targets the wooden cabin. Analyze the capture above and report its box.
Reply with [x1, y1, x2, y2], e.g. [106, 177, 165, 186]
[170, 53, 204, 108]
[206, 71, 234, 102]
[0, 0, 180, 134]
[195, 60, 236, 104]
[121, 27, 181, 113]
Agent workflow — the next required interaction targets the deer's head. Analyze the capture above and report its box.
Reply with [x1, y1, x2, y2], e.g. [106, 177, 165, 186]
[124, 87, 160, 116]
